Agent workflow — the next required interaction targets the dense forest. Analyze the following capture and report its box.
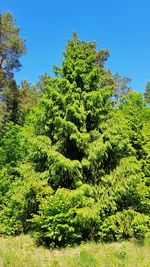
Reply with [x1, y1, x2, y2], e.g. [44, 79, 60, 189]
[0, 11, 150, 248]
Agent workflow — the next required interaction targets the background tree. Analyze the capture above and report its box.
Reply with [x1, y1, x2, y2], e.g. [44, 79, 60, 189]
[3, 79, 19, 123]
[0, 11, 27, 131]
[0, 11, 26, 91]
[113, 73, 132, 104]
[119, 91, 148, 159]
[18, 80, 38, 124]
[144, 81, 150, 104]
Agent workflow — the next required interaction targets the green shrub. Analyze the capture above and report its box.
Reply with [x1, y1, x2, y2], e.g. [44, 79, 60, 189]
[32, 185, 101, 247]
[0, 164, 53, 235]
[100, 209, 150, 242]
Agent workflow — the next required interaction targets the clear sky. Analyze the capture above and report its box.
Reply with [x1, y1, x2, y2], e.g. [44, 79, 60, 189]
[1, 0, 150, 93]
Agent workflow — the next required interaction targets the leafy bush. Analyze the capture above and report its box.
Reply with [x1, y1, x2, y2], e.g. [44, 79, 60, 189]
[0, 164, 53, 235]
[32, 185, 100, 247]
[100, 209, 150, 242]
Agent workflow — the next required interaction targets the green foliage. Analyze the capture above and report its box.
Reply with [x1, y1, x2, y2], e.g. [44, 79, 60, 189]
[119, 92, 150, 160]
[18, 80, 38, 124]
[0, 163, 53, 235]
[2, 79, 19, 123]
[101, 109, 132, 171]
[0, 12, 38, 130]
[0, 122, 23, 167]
[0, 165, 16, 205]
[144, 81, 150, 104]
[0, 79, 38, 129]
[113, 73, 132, 104]
[0, 101, 7, 134]
[32, 184, 100, 247]
[100, 209, 150, 242]
[0, 11, 26, 89]
[0, 32, 149, 248]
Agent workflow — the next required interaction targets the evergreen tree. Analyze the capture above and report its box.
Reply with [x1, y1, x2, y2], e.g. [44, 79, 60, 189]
[0, 12, 27, 130]
[0, 12, 26, 91]
[25, 33, 115, 187]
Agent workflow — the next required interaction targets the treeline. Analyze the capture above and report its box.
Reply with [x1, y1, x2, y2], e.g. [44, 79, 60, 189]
[0, 12, 150, 247]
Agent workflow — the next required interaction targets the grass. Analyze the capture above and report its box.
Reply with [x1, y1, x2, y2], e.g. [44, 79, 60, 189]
[0, 235, 150, 267]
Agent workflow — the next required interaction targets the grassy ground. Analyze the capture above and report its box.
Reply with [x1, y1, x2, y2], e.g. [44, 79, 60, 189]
[0, 235, 150, 267]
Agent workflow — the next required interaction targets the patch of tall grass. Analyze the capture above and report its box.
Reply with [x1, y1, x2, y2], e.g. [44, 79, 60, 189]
[0, 234, 150, 267]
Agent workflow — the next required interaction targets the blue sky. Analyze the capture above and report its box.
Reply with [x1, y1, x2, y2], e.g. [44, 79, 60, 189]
[1, 0, 150, 93]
